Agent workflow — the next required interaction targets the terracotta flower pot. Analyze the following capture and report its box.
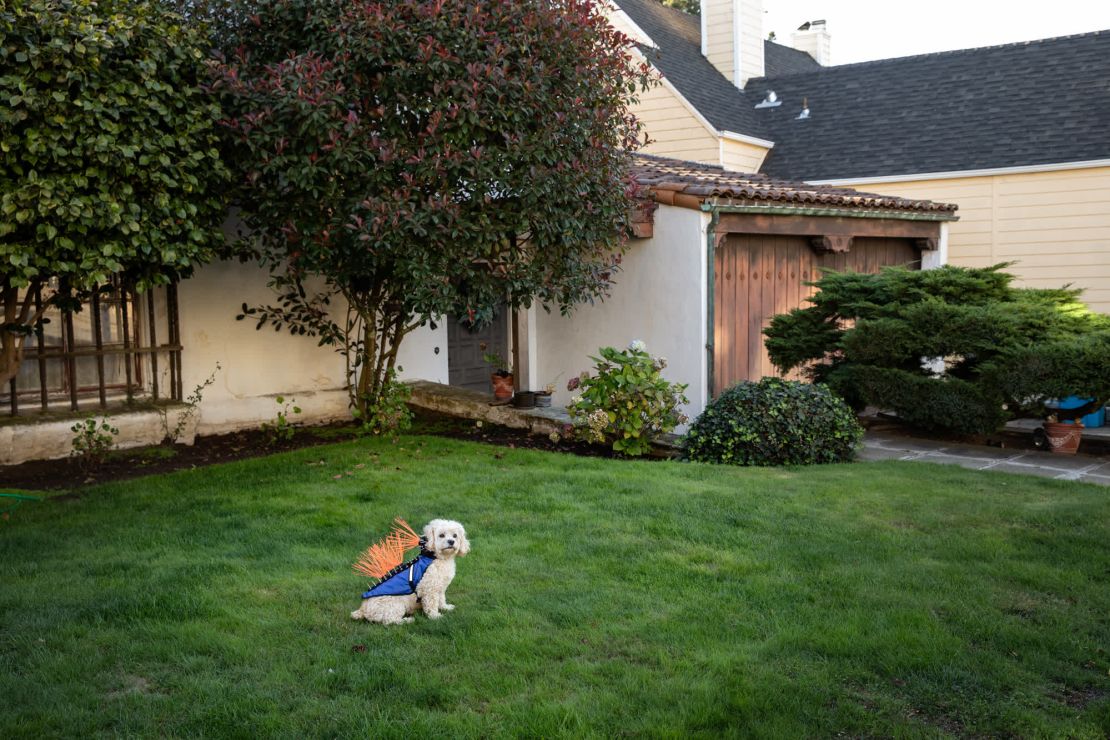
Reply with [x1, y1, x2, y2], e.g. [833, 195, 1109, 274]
[1043, 421, 1083, 455]
[491, 373, 514, 400]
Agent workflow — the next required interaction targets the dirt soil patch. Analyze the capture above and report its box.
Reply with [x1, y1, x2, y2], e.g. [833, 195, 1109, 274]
[1, 422, 364, 492]
[0, 410, 626, 491]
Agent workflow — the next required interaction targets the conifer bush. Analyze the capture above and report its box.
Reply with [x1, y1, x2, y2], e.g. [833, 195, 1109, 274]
[682, 378, 862, 466]
[764, 264, 1110, 436]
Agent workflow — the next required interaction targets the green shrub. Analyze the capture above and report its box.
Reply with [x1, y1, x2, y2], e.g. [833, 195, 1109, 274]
[828, 366, 1005, 436]
[1, 0, 228, 387]
[986, 332, 1110, 418]
[567, 342, 688, 457]
[683, 378, 862, 466]
[764, 264, 1110, 436]
[70, 417, 120, 472]
[353, 369, 412, 437]
[261, 395, 302, 446]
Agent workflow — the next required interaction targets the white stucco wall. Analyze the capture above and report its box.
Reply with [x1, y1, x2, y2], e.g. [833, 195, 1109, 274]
[1, 257, 447, 463]
[533, 204, 710, 424]
[396, 317, 449, 386]
[177, 260, 447, 436]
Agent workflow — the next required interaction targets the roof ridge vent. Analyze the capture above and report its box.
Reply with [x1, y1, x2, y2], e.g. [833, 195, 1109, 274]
[796, 97, 810, 120]
[754, 90, 781, 109]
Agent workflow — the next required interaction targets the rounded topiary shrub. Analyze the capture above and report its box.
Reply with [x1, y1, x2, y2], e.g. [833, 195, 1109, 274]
[683, 378, 863, 466]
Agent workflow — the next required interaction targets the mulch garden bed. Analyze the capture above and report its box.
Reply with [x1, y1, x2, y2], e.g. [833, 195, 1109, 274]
[0, 410, 621, 492]
[7, 407, 1106, 493]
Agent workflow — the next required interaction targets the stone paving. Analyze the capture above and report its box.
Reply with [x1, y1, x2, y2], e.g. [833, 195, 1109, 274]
[860, 430, 1110, 486]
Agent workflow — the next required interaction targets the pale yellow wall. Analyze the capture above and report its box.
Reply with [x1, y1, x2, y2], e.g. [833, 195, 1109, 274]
[603, 1, 653, 46]
[836, 166, 1110, 313]
[697, 0, 763, 86]
[739, 0, 764, 84]
[637, 82, 721, 164]
[702, 0, 734, 85]
[720, 138, 769, 172]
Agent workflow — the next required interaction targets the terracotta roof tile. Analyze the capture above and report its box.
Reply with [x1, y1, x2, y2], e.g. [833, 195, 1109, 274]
[629, 153, 958, 215]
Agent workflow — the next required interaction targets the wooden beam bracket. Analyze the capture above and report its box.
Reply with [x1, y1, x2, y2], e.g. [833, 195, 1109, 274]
[717, 212, 942, 241]
[809, 235, 853, 254]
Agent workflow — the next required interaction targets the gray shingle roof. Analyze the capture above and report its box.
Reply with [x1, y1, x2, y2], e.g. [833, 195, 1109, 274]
[612, 0, 1110, 181]
[749, 31, 1110, 180]
[614, 0, 768, 137]
[763, 40, 821, 77]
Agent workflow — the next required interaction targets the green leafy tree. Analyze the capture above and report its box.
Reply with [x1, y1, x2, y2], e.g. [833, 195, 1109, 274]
[0, 0, 228, 386]
[764, 264, 1110, 435]
[660, 0, 700, 15]
[211, 0, 653, 418]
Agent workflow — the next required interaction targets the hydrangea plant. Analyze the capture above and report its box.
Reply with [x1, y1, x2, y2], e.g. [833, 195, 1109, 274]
[567, 341, 688, 457]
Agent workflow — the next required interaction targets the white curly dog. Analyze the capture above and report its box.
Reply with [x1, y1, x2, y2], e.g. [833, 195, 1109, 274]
[350, 519, 469, 625]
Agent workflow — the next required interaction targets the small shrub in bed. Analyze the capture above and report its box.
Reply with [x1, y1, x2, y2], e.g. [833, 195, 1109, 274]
[683, 378, 863, 466]
[567, 341, 688, 457]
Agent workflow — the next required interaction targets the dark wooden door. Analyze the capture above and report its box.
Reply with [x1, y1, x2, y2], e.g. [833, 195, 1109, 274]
[713, 235, 918, 392]
[447, 307, 509, 393]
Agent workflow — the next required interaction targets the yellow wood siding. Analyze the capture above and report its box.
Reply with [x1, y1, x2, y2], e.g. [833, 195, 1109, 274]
[604, 3, 652, 46]
[720, 138, 769, 172]
[702, 0, 734, 84]
[739, 0, 763, 84]
[837, 166, 1110, 312]
[635, 82, 721, 163]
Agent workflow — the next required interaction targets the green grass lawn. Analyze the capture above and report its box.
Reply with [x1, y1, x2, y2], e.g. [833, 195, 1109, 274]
[2, 436, 1109, 737]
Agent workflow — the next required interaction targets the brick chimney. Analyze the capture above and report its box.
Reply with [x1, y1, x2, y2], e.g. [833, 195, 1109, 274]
[700, 0, 764, 88]
[791, 19, 831, 66]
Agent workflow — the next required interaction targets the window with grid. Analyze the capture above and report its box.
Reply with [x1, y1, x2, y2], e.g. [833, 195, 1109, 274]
[1, 281, 183, 416]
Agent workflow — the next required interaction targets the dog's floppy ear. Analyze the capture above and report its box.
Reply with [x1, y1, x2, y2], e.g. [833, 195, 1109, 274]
[422, 522, 437, 553]
[456, 526, 470, 556]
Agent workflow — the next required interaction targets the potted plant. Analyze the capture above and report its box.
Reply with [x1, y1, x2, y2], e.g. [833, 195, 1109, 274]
[534, 381, 557, 408]
[483, 352, 514, 400]
[1041, 411, 1084, 455]
[511, 390, 536, 409]
[1038, 396, 1100, 455]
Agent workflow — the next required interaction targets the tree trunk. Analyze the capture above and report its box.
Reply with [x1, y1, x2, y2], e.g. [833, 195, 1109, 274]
[0, 330, 25, 389]
[1, 279, 55, 389]
[1, 282, 31, 388]
[350, 302, 413, 421]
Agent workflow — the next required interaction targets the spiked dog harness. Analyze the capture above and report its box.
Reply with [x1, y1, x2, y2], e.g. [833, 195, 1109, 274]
[360, 550, 436, 599]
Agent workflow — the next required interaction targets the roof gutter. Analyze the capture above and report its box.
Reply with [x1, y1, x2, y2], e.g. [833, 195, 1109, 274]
[806, 157, 1110, 185]
[702, 201, 959, 222]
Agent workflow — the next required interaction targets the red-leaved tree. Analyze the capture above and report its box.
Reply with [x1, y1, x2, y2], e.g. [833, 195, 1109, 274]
[208, 0, 653, 427]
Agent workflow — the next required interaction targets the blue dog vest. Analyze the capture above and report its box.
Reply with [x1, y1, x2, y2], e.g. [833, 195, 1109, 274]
[360, 552, 436, 599]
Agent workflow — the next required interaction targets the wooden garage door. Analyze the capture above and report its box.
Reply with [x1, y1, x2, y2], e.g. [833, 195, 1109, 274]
[713, 235, 918, 393]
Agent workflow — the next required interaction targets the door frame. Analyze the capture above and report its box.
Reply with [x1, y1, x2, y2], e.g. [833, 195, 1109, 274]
[704, 211, 949, 397]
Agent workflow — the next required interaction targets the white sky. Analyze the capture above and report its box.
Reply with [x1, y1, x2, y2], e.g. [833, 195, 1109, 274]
[763, 0, 1110, 65]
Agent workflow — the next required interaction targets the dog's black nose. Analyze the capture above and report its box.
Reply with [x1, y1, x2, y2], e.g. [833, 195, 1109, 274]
[447, 539, 455, 546]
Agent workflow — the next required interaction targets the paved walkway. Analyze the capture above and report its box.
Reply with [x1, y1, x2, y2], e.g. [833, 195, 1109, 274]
[861, 431, 1110, 486]
[408, 380, 1110, 485]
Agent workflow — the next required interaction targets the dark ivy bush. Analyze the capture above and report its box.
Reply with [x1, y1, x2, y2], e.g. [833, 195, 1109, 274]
[683, 378, 863, 466]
